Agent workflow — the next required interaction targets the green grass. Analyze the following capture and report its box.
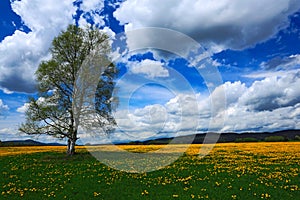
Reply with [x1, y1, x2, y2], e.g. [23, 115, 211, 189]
[0, 143, 299, 199]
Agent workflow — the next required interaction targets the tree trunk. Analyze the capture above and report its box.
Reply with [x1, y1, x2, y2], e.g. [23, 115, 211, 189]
[67, 138, 76, 155]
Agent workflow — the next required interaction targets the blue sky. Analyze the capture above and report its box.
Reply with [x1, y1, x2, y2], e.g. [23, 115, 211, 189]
[0, 0, 300, 143]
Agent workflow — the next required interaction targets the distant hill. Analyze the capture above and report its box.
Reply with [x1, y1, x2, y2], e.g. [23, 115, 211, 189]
[1, 130, 300, 146]
[126, 130, 300, 145]
[0, 139, 64, 147]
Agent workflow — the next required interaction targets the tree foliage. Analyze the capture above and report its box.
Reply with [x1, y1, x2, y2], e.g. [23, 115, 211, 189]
[19, 25, 117, 155]
[264, 136, 286, 142]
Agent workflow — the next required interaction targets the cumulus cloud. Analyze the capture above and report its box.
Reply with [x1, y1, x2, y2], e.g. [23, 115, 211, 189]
[78, 0, 105, 28]
[218, 71, 300, 132]
[129, 59, 169, 78]
[0, 0, 116, 93]
[165, 93, 200, 116]
[0, 30, 48, 93]
[222, 102, 300, 132]
[239, 72, 300, 111]
[209, 81, 247, 113]
[102, 26, 116, 39]
[80, 0, 104, 12]
[111, 69, 300, 140]
[0, 0, 76, 93]
[16, 103, 30, 113]
[114, 0, 300, 52]
[112, 93, 201, 141]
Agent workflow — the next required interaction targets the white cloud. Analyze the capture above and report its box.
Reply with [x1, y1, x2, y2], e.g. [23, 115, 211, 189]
[0, 99, 9, 113]
[0, 128, 28, 141]
[0, 128, 27, 142]
[220, 105, 298, 132]
[0, 127, 66, 144]
[80, 0, 104, 12]
[209, 81, 247, 113]
[102, 26, 116, 40]
[11, 0, 75, 32]
[114, 0, 300, 52]
[239, 71, 300, 111]
[260, 54, 300, 70]
[16, 103, 30, 113]
[78, 0, 105, 28]
[129, 59, 169, 78]
[0, 128, 14, 134]
[165, 93, 200, 116]
[1, 88, 14, 94]
[111, 93, 201, 141]
[217, 71, 300, 132]
[0, 0, 76, 93]
[111, 70, 300, 140]
[112, 107, 168, 140]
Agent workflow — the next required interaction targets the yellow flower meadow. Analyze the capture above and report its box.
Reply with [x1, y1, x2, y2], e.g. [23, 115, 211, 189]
[0, 142, 299, 199]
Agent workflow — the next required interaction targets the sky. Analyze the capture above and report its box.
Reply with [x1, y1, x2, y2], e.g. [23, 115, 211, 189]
[0, 0, 300, 144]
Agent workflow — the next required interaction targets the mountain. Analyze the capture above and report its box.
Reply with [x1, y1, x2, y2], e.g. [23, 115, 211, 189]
[0, 139, 64, 147]
[126, 130, 300, 145]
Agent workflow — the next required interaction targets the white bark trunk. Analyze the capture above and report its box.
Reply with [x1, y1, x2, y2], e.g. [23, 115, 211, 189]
[67, 138, 76, 155]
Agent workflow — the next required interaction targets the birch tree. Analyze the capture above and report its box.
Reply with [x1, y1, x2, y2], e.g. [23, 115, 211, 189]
[19, 25, 117, 155]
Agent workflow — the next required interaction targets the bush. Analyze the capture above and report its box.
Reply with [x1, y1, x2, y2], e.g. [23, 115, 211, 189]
[235, 138, 258, 142]
[295, 135, 300, 141]
[264, 136, 286, 142]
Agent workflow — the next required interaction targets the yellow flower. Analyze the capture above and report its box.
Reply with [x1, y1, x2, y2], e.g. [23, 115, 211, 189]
[93, 192, 100, 196]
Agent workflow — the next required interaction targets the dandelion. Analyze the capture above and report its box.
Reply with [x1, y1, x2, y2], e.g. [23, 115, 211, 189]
[93, 192, 100, 196]
[215, 181, 221, 186]
[141, 190, 149, 195]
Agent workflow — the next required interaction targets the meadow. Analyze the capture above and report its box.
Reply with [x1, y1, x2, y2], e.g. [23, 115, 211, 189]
[0, 142, 299, 199]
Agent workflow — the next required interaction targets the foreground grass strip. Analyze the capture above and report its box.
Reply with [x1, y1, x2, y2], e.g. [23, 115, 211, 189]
[0, 142, 299, 199]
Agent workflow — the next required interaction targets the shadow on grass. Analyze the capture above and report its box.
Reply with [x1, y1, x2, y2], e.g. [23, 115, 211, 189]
[40, 150, 96, 163]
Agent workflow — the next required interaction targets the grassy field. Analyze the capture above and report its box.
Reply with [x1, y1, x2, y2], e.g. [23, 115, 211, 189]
[0, 142, 299, 199]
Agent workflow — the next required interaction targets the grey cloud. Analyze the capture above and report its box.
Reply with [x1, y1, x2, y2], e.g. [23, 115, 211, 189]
[114, 0, 300, 52]
[0, 0, 77, 93]
[239, 71, 300, 111]
[260, 55, 300, 70]
[0, 74, 36, 93]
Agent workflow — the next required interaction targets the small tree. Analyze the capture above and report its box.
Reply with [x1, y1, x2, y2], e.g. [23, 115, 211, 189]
[235, 137, 259, 143]
[264, 136, 286, 142]
[19, 25, 117, 155]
